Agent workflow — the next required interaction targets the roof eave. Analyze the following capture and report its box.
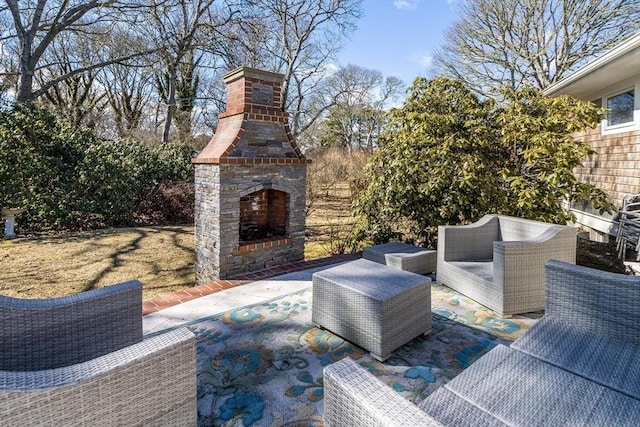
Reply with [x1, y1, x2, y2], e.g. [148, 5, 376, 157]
[544, 33, 640, 97]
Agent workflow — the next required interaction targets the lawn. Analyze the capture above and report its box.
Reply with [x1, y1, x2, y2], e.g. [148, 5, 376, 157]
[0, 184, 357, 301]
[0, 226, 195, 300]
[2, 180, 629, 301]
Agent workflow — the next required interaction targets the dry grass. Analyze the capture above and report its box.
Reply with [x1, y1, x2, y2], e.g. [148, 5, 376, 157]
[0, 226, 194, 301]
[304, 182, 358, 259]
[0, 184, 359, 300]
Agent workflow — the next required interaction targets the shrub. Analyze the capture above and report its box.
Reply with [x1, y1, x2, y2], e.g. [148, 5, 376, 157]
[135, 182, 195, 225]
[0, 104, 194, 232]
[0, 104, 93, 229]
[353, 78, 614, 247]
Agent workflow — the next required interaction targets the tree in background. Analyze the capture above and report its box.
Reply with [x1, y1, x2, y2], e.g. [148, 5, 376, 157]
[1, 0, 153, 103]
[308, 64, 404, 152]
[99, 52, 156, 140]
[1, 0, 364, 146]
[215, 0, 364, 139]
[433, 0, 640, 96]
[36, 31, 108, 128]
[353, 78, 614, 247]
[145, 0, 226, 143]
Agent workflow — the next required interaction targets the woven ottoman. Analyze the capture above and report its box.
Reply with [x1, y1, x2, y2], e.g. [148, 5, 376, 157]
[363, 242, 436, 274]
[312, 258, 431, 361]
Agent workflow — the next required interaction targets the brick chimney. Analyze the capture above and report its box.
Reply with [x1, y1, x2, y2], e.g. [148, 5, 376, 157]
[195, 67, 306, 163]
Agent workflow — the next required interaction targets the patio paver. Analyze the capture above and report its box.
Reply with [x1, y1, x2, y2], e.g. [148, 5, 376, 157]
[142, 252, 360, 315]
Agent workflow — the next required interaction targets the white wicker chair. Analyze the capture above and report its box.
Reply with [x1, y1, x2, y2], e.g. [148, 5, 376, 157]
[0, 281, 197, 426]
[436, 214, 576, 316]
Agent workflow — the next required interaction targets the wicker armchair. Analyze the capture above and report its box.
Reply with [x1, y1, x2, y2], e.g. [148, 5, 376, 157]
[436, 214, 576, 316]
[324, 261, 640, 426]
[0, 280, 197, 426]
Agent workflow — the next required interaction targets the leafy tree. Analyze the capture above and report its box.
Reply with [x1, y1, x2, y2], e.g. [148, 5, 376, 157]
[352, 78, 613, 247]
[433, 0, 640, 96]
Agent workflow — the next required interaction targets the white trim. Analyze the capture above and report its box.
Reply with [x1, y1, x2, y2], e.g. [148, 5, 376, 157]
[571, 209, 617, 236]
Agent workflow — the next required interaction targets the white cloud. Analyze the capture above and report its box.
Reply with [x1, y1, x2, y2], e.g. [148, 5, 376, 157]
[412, 52, 434, 69]
[321, 62, 339, 77]
[394, 0, 420, 11]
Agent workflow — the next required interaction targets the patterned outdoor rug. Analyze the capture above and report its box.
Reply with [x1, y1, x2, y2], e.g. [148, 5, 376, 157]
[157, 283, 539, 426]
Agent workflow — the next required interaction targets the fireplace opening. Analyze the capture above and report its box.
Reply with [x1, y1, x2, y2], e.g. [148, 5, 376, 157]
[239, 189, 288, 243]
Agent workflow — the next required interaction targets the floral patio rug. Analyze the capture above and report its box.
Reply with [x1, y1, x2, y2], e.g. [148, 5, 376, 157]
[155, 283, 539, 426]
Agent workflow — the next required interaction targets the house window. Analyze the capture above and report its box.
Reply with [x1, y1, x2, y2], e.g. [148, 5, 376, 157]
[606, 89, 634, 126]
[602, 86, 638, 135]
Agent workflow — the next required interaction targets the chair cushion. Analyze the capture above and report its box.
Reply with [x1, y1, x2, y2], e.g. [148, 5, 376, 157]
[438, 344, 640, 426]
[447, 260, 493, 283]
[419, 387, 507, 426]
[512, 316, 640, 400]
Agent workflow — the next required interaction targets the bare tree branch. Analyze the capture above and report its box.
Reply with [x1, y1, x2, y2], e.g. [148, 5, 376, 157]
[433, 0, 640, 96]
[1, 0, 154, 102]
[32, 48, 158, 100]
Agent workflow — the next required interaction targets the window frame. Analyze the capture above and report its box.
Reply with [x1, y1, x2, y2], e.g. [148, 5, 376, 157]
[602, 84, 640, 135]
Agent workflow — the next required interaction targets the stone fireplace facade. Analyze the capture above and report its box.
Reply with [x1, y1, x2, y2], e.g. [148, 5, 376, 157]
[193, 67, 309, 283]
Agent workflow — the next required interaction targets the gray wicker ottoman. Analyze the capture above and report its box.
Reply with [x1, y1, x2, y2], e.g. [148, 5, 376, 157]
[363, 242, 436, 274]
[312, 258, 432, 361]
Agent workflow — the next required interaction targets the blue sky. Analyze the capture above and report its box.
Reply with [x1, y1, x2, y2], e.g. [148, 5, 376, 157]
[336, 0, 460, 86]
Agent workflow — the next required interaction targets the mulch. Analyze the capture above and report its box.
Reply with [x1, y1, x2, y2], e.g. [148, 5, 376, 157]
[576, 238, 629, 274]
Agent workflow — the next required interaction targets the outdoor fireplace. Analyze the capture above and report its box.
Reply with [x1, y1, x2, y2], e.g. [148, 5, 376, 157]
[192, 67, 309, 283]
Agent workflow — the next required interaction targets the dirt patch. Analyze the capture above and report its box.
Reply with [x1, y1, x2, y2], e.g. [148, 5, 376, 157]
[576, 238, 630, 274]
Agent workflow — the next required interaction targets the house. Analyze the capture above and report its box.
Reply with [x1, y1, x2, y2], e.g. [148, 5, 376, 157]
[544, 32, 640, 241]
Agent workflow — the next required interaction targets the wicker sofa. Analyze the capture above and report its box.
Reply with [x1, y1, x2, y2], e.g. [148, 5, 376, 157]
[324, 260, 640, 426]
[0, 280, 197, 426]
[436, 214, 576, 316]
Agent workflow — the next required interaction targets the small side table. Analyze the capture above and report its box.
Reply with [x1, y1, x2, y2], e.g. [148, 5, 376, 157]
[364, 242, 436, 275]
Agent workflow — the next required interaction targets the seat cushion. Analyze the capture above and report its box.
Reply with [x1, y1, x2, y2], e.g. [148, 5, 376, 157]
[512, 316, 640, 400]
[419, 387, 507, 426]
[447, 260, 493, 283]
[437, 344, 640, 426]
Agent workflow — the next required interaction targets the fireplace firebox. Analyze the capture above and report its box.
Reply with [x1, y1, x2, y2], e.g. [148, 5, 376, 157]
[239, 189, 288, 242]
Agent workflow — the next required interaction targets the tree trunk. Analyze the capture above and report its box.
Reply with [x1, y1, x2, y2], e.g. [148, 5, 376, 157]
[16, 72, 34, 103]
[16, 43, 35, 103]
[162, 66, 177, 143]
